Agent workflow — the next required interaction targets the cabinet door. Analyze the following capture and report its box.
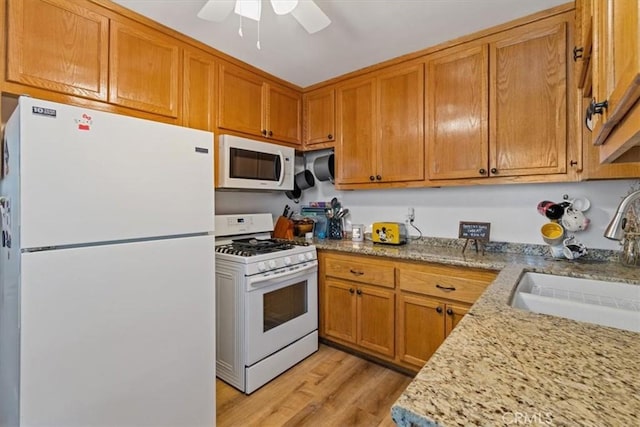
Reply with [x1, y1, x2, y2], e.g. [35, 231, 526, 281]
[444, 304, 469, 336]
[426, 44, 489, 179]
[304, 87, 335, 145]
[218, 63, 264, 137]
[574, 0, 593, 90]
[591, 0, 640, 149]
[6, 0, 109, 101]
[377, 63, 425, 182]
[397, 294, 445, 368]
[336, 77, 377, 184]
[356, 285, 395, 358]
[183, 48, 216, 131]
[323, 279, 357, 344]
[266, 83, 301, 144]
[490, 19, 568, 176]
[109, 19, 180, 117]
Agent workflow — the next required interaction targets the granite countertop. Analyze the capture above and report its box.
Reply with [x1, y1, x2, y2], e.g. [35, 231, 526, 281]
[313, 237, 640, 426]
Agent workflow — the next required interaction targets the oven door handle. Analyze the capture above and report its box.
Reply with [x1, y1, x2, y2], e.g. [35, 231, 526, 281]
[247, 262, 318, 289]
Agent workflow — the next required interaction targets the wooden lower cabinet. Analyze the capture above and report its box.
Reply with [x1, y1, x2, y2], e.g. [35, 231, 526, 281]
[397, 295, 470, 369]
[323, 279, 395, 358]
[319, 250, 497, 371]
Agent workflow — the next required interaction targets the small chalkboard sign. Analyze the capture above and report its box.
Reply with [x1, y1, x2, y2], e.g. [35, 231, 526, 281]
[459, 221, 491, 240]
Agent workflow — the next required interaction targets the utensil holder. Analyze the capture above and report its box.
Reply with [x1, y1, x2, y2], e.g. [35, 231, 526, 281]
[328, 218, 343, 240]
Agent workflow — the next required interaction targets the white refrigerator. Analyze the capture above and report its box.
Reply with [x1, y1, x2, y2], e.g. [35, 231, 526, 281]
[0, 97, 216, 426]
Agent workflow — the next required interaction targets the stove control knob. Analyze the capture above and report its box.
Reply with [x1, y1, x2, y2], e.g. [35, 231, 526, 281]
[257, 262, 267, 272]
[304, 252, 313, 260]
[284, 257, 292, 265]
[298, 254, 306, 262]
[268, 260, 277, 269]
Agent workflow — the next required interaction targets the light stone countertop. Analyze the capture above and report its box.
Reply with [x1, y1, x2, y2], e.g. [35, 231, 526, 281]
[313, 238, 640, 427]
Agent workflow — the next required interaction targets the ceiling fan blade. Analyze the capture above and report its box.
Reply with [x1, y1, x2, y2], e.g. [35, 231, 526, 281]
[291, 0, 331, 34]
[235, 0, 262, 21]
[270, 0, 298, 15]
[197, 0, 235, 22]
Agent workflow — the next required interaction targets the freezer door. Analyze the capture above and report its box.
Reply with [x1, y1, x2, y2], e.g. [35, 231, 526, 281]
[17, 97, 214, 248]
[19, 236, 215, 427]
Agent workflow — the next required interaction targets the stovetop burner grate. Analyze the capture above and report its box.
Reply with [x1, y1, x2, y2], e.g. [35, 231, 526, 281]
[215, 238, 309, 257]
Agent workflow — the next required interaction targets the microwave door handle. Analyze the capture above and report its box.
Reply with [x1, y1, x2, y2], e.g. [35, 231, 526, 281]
[276, 151, 285, 187]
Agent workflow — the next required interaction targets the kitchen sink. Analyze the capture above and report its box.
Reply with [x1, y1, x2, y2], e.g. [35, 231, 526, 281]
[511, 272, 640, 332]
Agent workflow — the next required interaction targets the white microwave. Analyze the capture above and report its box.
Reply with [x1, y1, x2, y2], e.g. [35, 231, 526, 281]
[218, 135, 295, 191]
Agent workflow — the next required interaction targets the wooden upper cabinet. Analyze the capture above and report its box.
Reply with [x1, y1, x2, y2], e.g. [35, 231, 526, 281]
[183, 48, 216, 131]
[377, 63, 425, 183]
[266, 83, 302, 145]
[427, 15, 569, 180]
[109, 19, 180, 118]
[303, 87, 336, 146]
[218, 63, 264, 137]
[6, 0, 109, 101]
[218, 63, 301, 144]
[336, 76, 377, 184]
[336, 63, 424, 186]
[490, 19, 568, 177]
[591, 0, 640, 161]
[426, 44, 489, 180]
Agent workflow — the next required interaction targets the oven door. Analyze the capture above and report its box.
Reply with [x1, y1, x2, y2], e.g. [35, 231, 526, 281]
[245, 261, 318, 366]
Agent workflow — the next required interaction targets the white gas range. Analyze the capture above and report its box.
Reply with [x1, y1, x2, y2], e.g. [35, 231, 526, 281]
[214, 214, 318, 394]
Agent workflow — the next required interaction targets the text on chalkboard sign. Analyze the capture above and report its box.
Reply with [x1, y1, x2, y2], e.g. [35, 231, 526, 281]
[459, 221, 491, 241]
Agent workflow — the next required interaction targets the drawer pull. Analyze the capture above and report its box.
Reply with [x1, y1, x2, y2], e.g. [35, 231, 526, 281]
[349, 269, 364, 276]
[436, 284, 456, 292]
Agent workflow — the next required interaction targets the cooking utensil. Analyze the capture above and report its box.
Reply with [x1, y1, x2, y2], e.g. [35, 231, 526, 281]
[336, 208, 349, 219]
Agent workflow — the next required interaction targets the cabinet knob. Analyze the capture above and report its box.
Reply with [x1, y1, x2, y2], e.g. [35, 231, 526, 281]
[490, 168, 498, 174]
[446, 308, 453, 316]
[356, 289, 362, 295]
[479, 168, 486, 175]
[349, 288, 355, 294]
[376, 175, 382, 181]
[436, 306, 443, 314]
[369, 175, 375, 181]
[262, 129, 267, 136]
[328, 134, 333, 140]
[573, 46, 584, 61]
[268, 130, 273, 137]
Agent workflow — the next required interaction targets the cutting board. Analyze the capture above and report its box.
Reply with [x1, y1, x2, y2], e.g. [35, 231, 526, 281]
[273, 216, 294, 240]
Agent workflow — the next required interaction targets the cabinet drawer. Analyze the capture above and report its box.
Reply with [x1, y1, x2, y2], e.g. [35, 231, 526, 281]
[324, 254, 395, 288]
[398, 263, 496, 304]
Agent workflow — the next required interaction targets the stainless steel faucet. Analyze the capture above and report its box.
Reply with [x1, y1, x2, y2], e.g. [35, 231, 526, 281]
[604, 189, 640, 240]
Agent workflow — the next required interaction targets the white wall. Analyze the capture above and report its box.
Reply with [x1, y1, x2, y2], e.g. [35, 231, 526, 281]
[215, 151, 639, 251]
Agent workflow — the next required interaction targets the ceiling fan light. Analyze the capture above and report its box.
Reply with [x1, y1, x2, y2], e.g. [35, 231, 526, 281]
[291, 1, 331, 34]
[271, 0, 298, 15]
[234, 0, 262, 21]
[197, 0, 235, 22]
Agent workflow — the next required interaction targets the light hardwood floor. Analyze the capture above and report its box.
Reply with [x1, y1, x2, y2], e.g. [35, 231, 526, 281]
[216, 344, 413, 427]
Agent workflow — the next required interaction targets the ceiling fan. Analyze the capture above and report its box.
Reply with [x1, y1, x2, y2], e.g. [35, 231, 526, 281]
[197, 0, 331, 34]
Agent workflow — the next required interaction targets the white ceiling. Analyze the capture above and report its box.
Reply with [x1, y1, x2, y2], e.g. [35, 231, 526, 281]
[113, 0, 568, 88]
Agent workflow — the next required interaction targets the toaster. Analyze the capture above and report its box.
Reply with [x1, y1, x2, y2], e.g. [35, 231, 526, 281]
[371, 222, 408, 245]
